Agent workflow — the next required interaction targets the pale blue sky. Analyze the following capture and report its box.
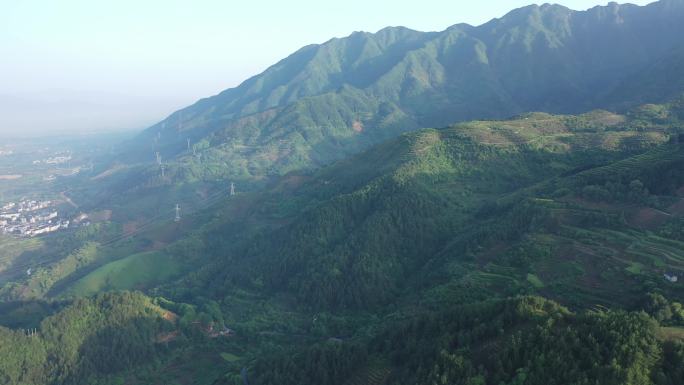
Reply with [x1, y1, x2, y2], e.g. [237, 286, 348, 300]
[0, 0, 654, 135]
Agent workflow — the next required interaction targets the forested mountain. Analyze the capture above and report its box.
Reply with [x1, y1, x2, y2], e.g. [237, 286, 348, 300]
[0, 292, 171, 385]
[4, 100, 684, 384]
[247, 296, 684, 385]
[175, 99, 683, 310]
[116, 0, 684, 181]
[5, 1, 684, 384]
[193, 99, 684, 385]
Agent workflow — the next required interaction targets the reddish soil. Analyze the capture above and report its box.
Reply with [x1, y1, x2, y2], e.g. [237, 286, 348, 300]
[151, 241, 167, 250]
[559, 196, 622, 211]
[352, 120, 364, 133]
[195, 188, 210, 200]
[156, 330, 179, 343]
[280, 174, 309, 190]
[677, 186, 684, 197]
[593, 111, 626, 126]
[231, 108, 278, 130]
[627, 207, 671, 230]
[91, 164, 124, 180]
[162, 311, 179, 323]
[560, 197, 671, 230]
[123, 221, 138, 234]
[89, 210, 112, 222]
[668, 198, 684, 216]
[541, 241, 606, 288]
[477, 243, 509, 266]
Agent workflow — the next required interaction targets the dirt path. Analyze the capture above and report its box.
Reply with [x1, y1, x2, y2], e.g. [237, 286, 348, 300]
[0, 175, 22, 180]
[60, 191, 78, 209]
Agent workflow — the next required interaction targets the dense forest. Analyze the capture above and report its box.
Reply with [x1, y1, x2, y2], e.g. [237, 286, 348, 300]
[239, 296, 684, 385]
[3, 99, 684, 384]
[0, 292, 171, 385]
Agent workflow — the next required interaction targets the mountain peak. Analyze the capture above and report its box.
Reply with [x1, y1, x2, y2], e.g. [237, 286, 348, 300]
[121, 0, 684, 181]
[483, 2, 572, 30]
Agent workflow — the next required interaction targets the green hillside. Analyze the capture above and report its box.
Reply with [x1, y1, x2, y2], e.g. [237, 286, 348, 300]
[5, 2, 684, 382]
[0, 292, 172, 385]
[173, 100, 682, 311]
[62, 251, 185, 297]
[3, 100, 684, 384]
[61, 0, 684, 256]
[112, 0, 684, 183]
[246, 296, 684, 385]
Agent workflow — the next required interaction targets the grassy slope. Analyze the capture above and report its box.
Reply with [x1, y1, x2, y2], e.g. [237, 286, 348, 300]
[62, 251, 184, 297]
[0, 236, 43, 273]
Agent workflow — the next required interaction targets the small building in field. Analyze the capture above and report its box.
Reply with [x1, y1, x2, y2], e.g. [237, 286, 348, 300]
[664, 273, 678, 283]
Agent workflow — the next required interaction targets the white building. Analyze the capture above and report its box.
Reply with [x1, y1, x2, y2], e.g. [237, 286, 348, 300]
[664, 273, 678, 283]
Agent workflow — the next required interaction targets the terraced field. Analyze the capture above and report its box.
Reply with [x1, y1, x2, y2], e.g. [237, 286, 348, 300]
[577, 144, 684, 181]
[344, 361, 391, 385]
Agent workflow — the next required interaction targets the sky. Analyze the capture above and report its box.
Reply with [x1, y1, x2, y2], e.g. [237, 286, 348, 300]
[0, 0, 654, 137]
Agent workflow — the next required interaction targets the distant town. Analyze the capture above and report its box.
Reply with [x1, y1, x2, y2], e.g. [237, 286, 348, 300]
[32, 152, 72, 165]
[0, 199, 88, 237]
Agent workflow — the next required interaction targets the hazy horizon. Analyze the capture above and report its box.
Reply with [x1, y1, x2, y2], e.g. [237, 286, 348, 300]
[0, 0, 653, 137]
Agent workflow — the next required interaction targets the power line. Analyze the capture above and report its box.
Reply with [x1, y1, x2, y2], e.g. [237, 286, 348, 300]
[0, 178, 238, 280]
[0, 186, 234, 280]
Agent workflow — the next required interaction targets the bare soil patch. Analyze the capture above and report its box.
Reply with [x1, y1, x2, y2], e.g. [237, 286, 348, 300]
[627, 207, 671, 230]
[352, 120, 364, 133]
[668, 198, 684, 216]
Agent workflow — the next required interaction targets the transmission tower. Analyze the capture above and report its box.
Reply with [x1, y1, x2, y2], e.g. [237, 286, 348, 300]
[230, 182, 235, 196]
[174, 204, 181, 222]
[187, 138, 191, 151]
[161, 164, 165, 178]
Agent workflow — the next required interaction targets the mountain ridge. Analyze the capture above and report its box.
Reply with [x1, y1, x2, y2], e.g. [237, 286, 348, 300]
[111, 0, 684, 183]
